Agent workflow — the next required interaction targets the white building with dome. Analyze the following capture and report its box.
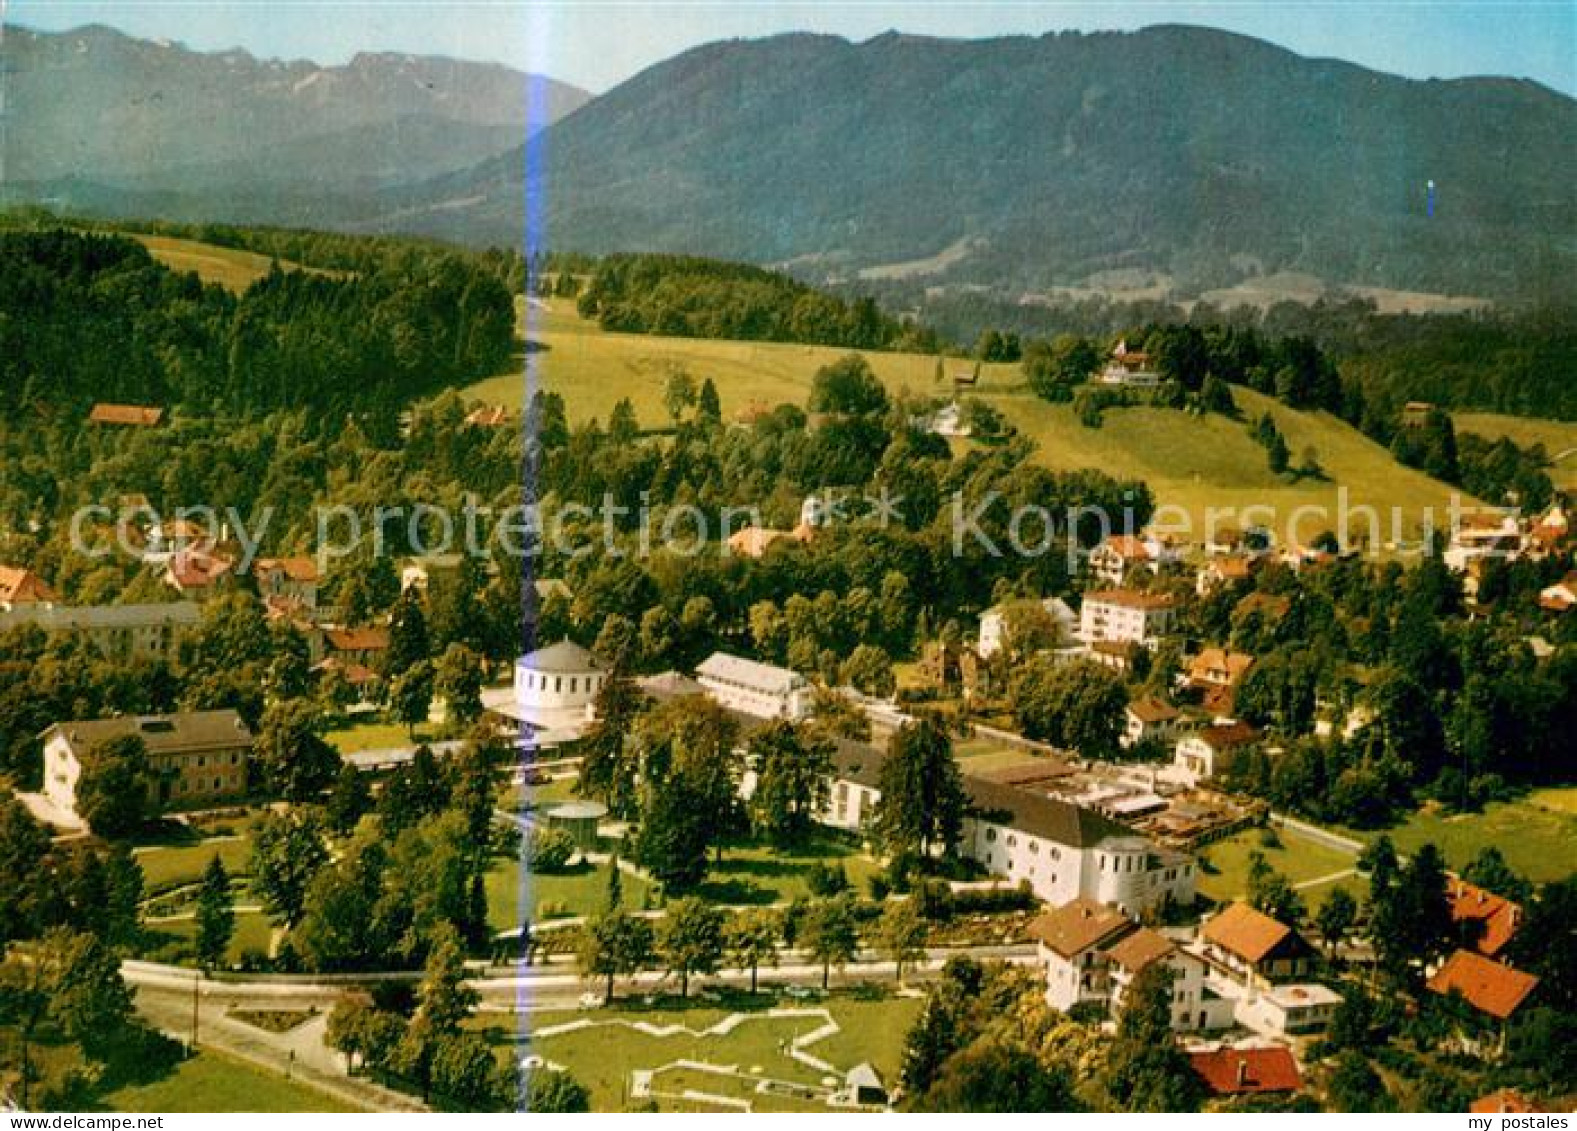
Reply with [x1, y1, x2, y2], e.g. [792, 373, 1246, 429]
[483, 638, 606, 746]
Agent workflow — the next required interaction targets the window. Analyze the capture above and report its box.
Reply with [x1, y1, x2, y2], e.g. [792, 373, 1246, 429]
[1028, 841, 1039, 855]
[1006, 835, 1018, 848]
[985, 827, 997, 843]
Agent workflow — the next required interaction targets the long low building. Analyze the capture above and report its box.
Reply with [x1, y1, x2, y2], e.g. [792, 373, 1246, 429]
[0, 601, 200, 660]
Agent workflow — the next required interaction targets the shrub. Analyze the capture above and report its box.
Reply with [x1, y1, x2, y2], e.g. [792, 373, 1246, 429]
[525, 828, 577, 873]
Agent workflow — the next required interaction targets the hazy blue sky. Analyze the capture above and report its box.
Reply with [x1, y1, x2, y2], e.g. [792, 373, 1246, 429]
[8, 1, 1574, 96]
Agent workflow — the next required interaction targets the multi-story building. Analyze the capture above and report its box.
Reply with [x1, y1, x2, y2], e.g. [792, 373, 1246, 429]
[696, 651, 812, 720]
[0, 602, 200, 661]
[41, 709, 253, 820]
[1078, 589, 1179, 649]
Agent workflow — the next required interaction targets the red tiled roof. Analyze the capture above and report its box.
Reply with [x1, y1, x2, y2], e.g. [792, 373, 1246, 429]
[1427, 950, 1538, 1020]
[1194, 721, 1261, 752]
[1448, 878, 1522, 958]
[1027, 897, 1132, 959]
[1106, 926, 1176, 973]
[324, 626, 390, 653]
[1085, 588, 1177, 611]
[166, 550, 233, 590]
[1188, 1047, 1301, 1095]
[0, 566, 57, 605]
[1202, 902, 1304, 964]
[1470, 1090, 1548, 1114]
[254, 556, 319, 583]
[89, 403, 164, 426]
[1128, 696, 1180, 725]
[1103, 535, 1150, 561]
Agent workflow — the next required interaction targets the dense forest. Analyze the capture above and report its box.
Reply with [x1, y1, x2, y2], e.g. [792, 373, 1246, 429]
[0, 227, 514, 436]
[574, 253, 940, 352]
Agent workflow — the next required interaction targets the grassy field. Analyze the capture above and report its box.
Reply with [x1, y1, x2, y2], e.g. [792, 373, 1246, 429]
[486, 858, 656, 929]
[1343, 796, 1577, 884]
[1196, 825, 1359, 911]
[136, 834, 255, 890]
[527, 993, 921, 1112]
[1454, 411, 1577, 492]
[146, 908, 277, 966]
[101, 1049, 362, 1113]
[694, 838, 883, 906]
[132, 234, 329, 293]
[464, 306, 1473, 535]
[324, 719, 439, 753]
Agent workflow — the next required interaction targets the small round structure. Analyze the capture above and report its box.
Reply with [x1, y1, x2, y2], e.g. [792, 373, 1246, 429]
[540, 799, 607, 851]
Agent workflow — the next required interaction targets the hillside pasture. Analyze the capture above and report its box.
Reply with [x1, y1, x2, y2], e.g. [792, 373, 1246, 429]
[132, 233, 329, 292]
[465, 307, 1473, 536]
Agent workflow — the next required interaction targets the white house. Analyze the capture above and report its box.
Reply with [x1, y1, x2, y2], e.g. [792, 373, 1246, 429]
[1174, 722, 1261, 784]
[1088, 535, 1180, 587]
[823, 740, 884, 834]
[978, 596, 1077, 659]
[1078, 589, 1179, 649]
[1234, 983, 1343, 1037]
[1032, 900, 1226, 1031]
[1123, 697, 1182, 749]
[696, 651, 812, 720]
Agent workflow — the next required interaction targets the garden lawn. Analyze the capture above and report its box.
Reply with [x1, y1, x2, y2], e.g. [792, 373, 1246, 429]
[135, 834, 255, 891]
[527, 993, 920, 1113]
[485, 859, 655, 930]
[143, 908, 276, 966]
[324, 719, 437, 753]
[100, 1049, 361, 1113]
[1196, 825, 1357, 909]
[695, 837, 883, 906]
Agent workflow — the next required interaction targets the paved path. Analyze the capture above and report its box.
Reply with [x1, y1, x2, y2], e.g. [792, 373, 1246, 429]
[133, 982, 426, 1112]
[1293, 867, 1356, 891]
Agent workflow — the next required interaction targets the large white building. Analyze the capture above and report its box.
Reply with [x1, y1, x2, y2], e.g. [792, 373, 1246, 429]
[483, 638, 607, 745]
[695, 651, 812, 720]
[1078, 589, 1179, 649]
[961, 775, 1196, 916]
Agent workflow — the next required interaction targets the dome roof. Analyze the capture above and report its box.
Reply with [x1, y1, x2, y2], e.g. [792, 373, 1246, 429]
[519, 638, 601, 674]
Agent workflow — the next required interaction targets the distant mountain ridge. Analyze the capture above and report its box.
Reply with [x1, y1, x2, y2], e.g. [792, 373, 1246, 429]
[386, 25, 1576, 301]
[1, 23, 587, 206]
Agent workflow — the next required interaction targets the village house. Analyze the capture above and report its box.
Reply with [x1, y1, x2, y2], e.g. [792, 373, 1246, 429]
[0, 566, 58, 609]
[1447, 877, 1523, 959]
[1078, 589, 1179, 649]
[1195, 554, 1259, 595]
[253, 556, 320, 612]
[1233, 982, 1343, 1037]
[1088, 535, 1170, 587]
[1186, 647, 1256, 715]
[316, 625, 390, 674]
[88, 402, 165, 427]
[1426, 949, 1540, 1051]
[696, 651, 813, 720]
[164, 547, 236, 601]
[41, 709, 253, 821]
[1031, 897, 1229, 1031]
[1097, 340, 1161, 388]
[0, 601, 200, 661]
[1197, 902, 1318, 991]
[1443, 512, 1523, 573]
[1538, 571, 1577, 614]
[977, 596, 1078, 659]
[822, 740, 884, 834]
[1122, 696, 1182, 749]
[725, 522, 815, 560]
[1187, 1047, 1302, 1099]
[1527, 504, 1570, 558]
[1174, 722, 1261, 784]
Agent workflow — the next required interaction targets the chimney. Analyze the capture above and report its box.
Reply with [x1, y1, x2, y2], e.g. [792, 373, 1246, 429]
[1236, 1059, 1249, 1087]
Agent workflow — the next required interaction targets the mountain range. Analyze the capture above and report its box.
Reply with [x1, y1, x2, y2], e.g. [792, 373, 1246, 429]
[1, 23, 586, 218]
[4, 23, 1575, 302]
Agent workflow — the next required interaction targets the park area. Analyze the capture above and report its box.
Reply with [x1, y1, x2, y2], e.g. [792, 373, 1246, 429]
[517, 991, 921, 1112]
[1195, 824, 1361, 912]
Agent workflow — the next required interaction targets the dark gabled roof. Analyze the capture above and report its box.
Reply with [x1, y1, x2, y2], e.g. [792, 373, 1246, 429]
[963, 774, 1139, 848]
[829, 738, 885, 790]
[45, 709, 252, 757]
